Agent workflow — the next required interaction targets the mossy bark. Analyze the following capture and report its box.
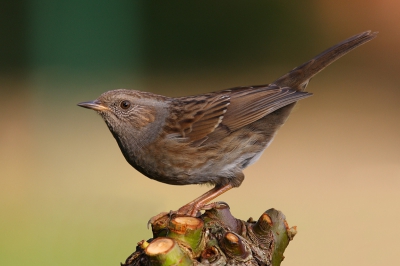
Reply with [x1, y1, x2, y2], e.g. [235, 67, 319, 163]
[122, 203, 296, 266]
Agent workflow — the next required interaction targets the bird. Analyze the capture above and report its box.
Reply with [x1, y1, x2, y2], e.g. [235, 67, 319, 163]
[78, 31, 377, 217]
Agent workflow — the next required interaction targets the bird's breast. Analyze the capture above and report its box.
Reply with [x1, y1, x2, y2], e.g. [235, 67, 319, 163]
[127, 125, 274, 186]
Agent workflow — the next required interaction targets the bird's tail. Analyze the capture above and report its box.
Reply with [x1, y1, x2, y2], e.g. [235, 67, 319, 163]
[273, 31, 378, 91]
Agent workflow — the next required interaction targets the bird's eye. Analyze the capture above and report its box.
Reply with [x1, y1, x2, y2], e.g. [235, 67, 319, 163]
[120, 100, 131, 109]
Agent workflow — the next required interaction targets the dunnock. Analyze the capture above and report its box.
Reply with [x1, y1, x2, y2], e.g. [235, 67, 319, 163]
[78, 31, 377, 217]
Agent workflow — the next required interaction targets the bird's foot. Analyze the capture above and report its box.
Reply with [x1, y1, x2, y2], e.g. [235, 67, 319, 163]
[202, 201, 230, 210]
[147, 204, 201, 228]
[147, 202, 231, 228]
[148, 203, 203, 228]
[176, 202, 202, 217]
[147, 183, 234, 227]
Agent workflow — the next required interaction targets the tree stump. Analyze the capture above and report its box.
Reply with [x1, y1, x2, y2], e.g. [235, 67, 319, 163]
[122, 203, 296, 266]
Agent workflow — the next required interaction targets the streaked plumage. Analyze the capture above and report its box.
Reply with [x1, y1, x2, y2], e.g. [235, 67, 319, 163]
[78, 31, 377, 216]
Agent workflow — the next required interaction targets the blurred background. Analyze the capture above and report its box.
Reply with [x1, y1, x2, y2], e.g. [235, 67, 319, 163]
[1, 1, 399, 265]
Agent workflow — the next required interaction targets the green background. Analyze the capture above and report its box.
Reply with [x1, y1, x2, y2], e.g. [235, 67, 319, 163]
[1, 1, 399, 265]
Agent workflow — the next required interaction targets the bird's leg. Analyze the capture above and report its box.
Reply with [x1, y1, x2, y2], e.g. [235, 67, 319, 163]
[177, 183, 233, 217]
[148, 184, 233, 226]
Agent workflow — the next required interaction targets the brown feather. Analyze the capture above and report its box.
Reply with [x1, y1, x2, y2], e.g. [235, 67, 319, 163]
[222, 85, 312, 131]
[273, 31, 378, 90]
[166, 84, 311, 142]
[167, 93, 230, 141]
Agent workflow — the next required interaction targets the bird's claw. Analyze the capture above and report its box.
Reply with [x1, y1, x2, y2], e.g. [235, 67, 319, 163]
[176, 203, 202, 217]
[147, 201, 230, 229]
[202, 201, 230, 210]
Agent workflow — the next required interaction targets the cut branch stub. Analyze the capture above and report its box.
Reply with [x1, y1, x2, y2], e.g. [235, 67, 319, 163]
[166, 216, 205, 257]
[220, 232, 252, 261]
[252, 213, 273, 236]
[145, 237, 193, 266]
[245, 212, 275, 263]
[122, 205, 297, 266]
[200, 246, 226, 265]
[151, 214, 171, 238]
[202, 202, 243, 235]
[265, 208, 297, 265]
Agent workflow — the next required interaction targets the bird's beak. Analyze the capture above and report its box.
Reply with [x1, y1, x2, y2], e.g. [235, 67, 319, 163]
[77, 100, 109, 111]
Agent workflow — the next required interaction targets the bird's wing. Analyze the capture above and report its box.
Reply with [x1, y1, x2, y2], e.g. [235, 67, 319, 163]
[221, 84, 312, 131]
[167, 85, 311, 142]
[167, 93, 231, 141]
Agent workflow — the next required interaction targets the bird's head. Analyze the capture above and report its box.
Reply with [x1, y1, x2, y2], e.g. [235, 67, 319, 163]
[78, 89, 170, 142]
